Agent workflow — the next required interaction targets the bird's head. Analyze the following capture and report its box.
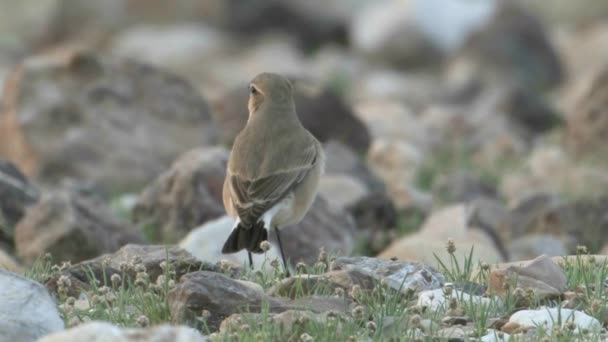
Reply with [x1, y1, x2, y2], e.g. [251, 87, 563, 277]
[247, 72, 295, 115]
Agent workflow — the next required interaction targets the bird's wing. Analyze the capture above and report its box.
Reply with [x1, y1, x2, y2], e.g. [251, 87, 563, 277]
[228, 142, 318, 228]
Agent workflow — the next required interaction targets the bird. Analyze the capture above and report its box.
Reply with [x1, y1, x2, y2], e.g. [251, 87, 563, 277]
[221, 72, 325, 276]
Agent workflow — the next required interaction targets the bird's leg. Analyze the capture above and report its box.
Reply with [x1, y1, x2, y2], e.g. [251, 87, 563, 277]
[274, 227, 290, 277]
[248, 251, 254, 269]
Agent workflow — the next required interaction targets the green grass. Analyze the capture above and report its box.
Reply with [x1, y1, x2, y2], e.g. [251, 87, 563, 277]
[26, 244, 608, 341]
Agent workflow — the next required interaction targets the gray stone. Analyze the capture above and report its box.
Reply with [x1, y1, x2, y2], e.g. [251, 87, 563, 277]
[0, 160, 38, 241]
[0, 270, 64, 341]
[331, 256, 444, 294]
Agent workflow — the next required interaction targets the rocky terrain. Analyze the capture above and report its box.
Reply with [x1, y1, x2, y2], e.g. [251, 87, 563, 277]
[2, 0, 608, 341]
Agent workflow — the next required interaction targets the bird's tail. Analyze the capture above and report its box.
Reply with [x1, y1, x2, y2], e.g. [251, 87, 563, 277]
[221, 221, 268, 254]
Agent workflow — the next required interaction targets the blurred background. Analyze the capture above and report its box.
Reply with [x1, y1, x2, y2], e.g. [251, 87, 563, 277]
[1, 0, 608, 272]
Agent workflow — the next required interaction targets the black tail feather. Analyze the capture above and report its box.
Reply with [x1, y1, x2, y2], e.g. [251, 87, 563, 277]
[221, 221, 268, 254]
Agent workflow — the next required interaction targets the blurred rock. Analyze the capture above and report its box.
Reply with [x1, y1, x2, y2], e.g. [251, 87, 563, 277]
[0, 0, 58, 52]
[346, 192, 398, 255]
[565, 65, 608, 155]
[489, 255, 567, 300]
[15, 191, 143, 264]
[323, 141, 385, 192]
[354, 101, 433, 150]
[169, 271, 349, 330]
[501, 193, 608, 253]
[211, 80, 370, 153]
[602, 244, 608, 255]
[507, 234, 569, 261]
[0, 160, 38, 242]
[332, 256, 444, 294]
[446, 2, 562, 93]
[318, 174, 368, 210]
[0, 270, 64, 341]
[500, 145, 608, 201]
[0, 249, 22, 273]
[350, 1, 440, 66]
[367, 139, 425, 210]
[38, 321, 205, 342]
[554, 23, 608, 83]
[110, 24, 231, 75]
[379, 204, 505, 264]
[181, 196, 355, 267]
[433, 171, 498, 203]
[45, 244, 212, 297]
[268, 270, 373, 299]
[352, 70, 441, 111]
[0, 50, 215, 192]
[518, 0, 608, 25]
[132, 147, 228, 243]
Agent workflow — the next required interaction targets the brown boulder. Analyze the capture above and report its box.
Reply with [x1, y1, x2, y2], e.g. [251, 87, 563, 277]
[15, 190, 143, 264]
[0, 49, 216, 192]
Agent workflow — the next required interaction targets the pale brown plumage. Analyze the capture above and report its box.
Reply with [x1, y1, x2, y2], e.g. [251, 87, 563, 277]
[221, 73, 324, 260]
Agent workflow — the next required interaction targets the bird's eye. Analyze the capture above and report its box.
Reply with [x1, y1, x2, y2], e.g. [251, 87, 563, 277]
[249, 85, 258, 95]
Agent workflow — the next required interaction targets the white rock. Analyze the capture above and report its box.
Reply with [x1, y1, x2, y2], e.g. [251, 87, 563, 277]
[417, 288, 495, 310]
[481, 329, 510, 342]
[509, 307, 601, 334]
[0, 270, 64, 341]
[179, 215, 279, 269]
[38, 321, 206, 342]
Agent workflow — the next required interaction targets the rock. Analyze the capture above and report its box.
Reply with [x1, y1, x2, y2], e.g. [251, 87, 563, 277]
[349, 1, 440, 66]
[0, 0, 58, 52]
[518, 0, 608, 25]
[500, 145, 608, 202]
[168, 271, 349, 330]
[489, 255, 567, 300]
[379, 204, 505, 264]
[417, 288, 494, 310]
[446, 2, 562, 93]
[318, 174, 369, 210]
[110, 24, 232, 77]
[0, 270, 64, 341]
[38, 321, 206, 342]
[346, 192, 398, 255]
[565, 64, 608, 155]
[602, 244, 608, 255]
[351, 70, 441, 111]
[132, 147, 229, 242]
[323, 141, 385, 192]
[432, 171, 498, 203]
[46, 244, 211, 296]
[508, 307, 601, 334]
[331, 256, 444, 294]
[211, 80, 370, 153]
[354, 100, 433, 150]
[0, 49, 215, 191]
[179, 216, 281, 270]
[0, 159, 39, 241]
[435, 325, 477, 340]
[15, 190, 143, 264]
[0, 249, 22, 273]
[268, 269, 375, 299]
[366, 138, 430, 211]
[507, 234, 569, 261]
[505, 194, 608, 253]
[180, 195, 356, 267]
